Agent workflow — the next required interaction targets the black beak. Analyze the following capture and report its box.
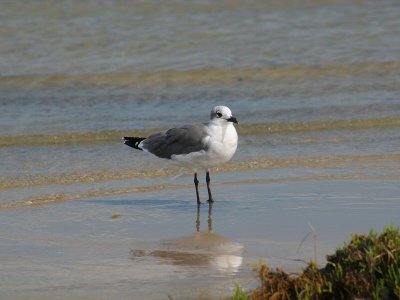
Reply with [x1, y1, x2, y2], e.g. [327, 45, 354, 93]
[227, 116, 238, 124]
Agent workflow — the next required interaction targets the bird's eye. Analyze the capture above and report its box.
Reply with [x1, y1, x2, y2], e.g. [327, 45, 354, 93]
[216, 112, 222, 118]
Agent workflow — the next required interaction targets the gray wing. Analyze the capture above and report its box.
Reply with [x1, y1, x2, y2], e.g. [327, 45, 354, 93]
[142, 124, 209, 159]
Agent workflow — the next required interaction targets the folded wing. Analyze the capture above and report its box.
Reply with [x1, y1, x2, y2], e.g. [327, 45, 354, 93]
[142, 125, 209, 159]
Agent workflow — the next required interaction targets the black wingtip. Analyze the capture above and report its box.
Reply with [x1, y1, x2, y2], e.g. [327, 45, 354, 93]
[123, 137, 145, 150]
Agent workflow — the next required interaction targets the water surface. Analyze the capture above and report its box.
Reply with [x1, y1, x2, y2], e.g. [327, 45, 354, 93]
[1, 0, 400, 298]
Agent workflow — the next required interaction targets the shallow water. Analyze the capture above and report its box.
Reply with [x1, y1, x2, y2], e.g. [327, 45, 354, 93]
[1, 174, 400, 299]
[1, 0, 400, 298]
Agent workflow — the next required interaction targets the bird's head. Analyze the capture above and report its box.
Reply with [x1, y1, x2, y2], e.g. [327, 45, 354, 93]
[210, 105, 238, 124]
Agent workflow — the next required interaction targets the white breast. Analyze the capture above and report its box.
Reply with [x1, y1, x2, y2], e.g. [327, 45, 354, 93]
[206, 122, 238, 165]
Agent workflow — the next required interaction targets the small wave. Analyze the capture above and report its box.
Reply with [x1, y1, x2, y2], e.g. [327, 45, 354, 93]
[1, 117, 399, 146]
[2, 153, 400, 190]
[0, 129, 159, 146]
[239, 117, 400, 135]
[2, 172, 400, 210]
[1, 61, 399, 89]
[0, 183, 189, 210]
[0, 167, 179, 190]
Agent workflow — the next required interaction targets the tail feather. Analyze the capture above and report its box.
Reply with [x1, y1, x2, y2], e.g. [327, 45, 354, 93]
[123, 137, 146, 150]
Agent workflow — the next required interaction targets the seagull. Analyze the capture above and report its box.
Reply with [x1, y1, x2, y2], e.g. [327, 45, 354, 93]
[123, 105, 238, 205]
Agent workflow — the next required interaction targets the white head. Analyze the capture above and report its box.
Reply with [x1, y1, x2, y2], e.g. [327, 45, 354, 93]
[210, 105, 238, 124]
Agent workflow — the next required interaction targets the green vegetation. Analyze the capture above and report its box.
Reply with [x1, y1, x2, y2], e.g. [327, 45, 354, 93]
[231, 282, 250, 300]
[233, 226, 400, 300]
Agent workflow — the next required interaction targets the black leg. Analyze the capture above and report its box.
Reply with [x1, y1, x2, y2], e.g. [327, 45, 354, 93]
[206, 171, 214, 203]
[194, 172, 201, 205]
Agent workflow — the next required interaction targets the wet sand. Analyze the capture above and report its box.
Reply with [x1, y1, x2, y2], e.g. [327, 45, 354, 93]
[1, 169, 399, 299]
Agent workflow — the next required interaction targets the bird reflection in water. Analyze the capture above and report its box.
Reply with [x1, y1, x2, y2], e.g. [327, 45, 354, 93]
[196, 202, 213, 233]
[131, 203, 243, 274]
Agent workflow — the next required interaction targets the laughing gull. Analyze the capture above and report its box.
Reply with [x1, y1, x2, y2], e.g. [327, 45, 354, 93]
[123, 105, 238, 204]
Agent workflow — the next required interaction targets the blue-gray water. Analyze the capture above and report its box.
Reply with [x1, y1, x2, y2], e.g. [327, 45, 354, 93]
[1, 0, 400, 299]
